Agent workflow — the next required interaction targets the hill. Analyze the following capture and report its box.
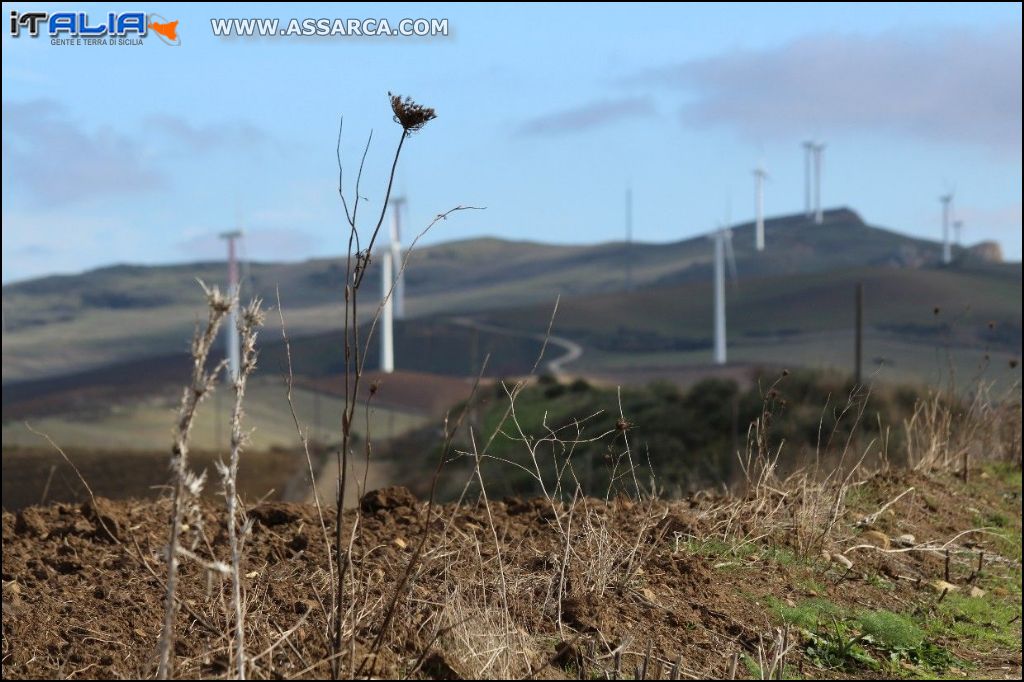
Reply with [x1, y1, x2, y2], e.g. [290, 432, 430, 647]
[2, 208, 1019, 456]
[3, 207, 1010, 383]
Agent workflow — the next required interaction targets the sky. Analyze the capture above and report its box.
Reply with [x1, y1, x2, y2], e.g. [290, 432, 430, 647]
[2, 2, 1021, 283]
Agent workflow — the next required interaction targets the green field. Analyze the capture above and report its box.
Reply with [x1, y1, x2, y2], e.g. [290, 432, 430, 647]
[2, 376, 427, 452]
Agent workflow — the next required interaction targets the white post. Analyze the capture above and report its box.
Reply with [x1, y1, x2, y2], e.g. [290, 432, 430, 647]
[713, 230, 726, 365]
[754, 168, 765, 251]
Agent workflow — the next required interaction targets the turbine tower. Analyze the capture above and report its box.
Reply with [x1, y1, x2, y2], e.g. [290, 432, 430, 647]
[388, 196, 407, 319]
[624, 185, 633, 290]
[219, 230, 243, 383]
[711, 224, 737, 365]
[940, 193, 953, 264]
[380, 248, 395, 373]
[753, 166, 768, 251]
[812, 142, 826, 225]
[802, 141, 814, 217]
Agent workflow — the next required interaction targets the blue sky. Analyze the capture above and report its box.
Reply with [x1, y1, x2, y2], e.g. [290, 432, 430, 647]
[2, 2, 1021, 283]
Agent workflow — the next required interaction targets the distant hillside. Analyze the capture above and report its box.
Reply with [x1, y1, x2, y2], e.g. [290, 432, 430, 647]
[2, 207, 1018, 384]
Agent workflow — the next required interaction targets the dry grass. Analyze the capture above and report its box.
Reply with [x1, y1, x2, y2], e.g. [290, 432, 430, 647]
[905, 380, 1022, 476]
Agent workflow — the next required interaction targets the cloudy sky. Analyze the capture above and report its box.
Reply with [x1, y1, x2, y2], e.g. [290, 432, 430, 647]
[2, 2, 1021, 282]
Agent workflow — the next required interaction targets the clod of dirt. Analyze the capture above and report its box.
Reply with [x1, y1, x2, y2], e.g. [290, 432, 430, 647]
[293, 598, 317, 614]
[14, 509, 48, 538]
[359, 486, 418, 514]
[655, 510, 697, 539]
[249, 503, 304, 527]
[561, 593, 607, 633]
[81, 499, 121, 543]
[502, 496, 531, 515]
[551, 639, 585, 671]
[418, 650, 467, 680]
[288, 532, 309, 553]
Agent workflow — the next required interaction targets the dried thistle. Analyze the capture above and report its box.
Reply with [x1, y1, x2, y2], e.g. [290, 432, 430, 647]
[389, 92, 436, 134]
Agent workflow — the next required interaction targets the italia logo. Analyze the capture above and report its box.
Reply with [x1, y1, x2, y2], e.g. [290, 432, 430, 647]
[8, 11, 180, 45]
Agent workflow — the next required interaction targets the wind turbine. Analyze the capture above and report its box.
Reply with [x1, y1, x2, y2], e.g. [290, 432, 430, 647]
[624, 185, 633, 290]
[940, 192, 954, 264]
[711, 220, 738, 366]
[380, 247, 395, 373]
[388, 196, 407, 320]
[802, 141, 814, 217]
[812, 142, 826, 225]
[219, 229, 243, 383]
[753, 166, 768, 251]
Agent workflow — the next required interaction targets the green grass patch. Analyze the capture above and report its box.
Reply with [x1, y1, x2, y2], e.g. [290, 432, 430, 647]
[926, 590, 1023, 654]
[858, 610, 924, 650]
[768, 596, 845, 631]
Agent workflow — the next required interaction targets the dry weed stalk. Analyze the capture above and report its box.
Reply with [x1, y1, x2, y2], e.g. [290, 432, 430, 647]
[331, 93, 480, 677]
[276, 289, 337, 636]
[217, 298, 265, 680]
[710, 377, 875, 558]
[905, 379, 1022, 475]
[157, 282, 231, 680]
[753, 625, 793, 680]
[331, 95, 427, 676]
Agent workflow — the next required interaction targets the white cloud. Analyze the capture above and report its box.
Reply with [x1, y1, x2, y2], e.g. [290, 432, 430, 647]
[2, 99, 167, 206]
[516, 96, 657, 136]
[631, 26, 1022, 153]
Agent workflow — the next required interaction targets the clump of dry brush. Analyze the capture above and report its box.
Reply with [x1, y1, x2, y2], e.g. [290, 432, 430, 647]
[156, 285, 265, 680]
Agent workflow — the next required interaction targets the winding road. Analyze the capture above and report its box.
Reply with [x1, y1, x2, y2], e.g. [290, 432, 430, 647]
[450, 316, 583, 375]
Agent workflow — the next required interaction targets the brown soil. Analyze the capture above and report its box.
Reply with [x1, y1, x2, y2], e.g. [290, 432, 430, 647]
[1, 470, 1020, 679]
[297, 370, 476, 415]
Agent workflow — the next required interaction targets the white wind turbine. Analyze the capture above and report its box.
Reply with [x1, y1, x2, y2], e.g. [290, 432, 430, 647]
[379, 247, 395, 373]
[940, 192, 954, 264]
[711, 217, 738, 366]
[389, 196, 407, 319]
[812, 141, 826, 225]
[219, 229, 243, 382]
[753, 165, 768, 251]
[802, 141, 814, 217]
